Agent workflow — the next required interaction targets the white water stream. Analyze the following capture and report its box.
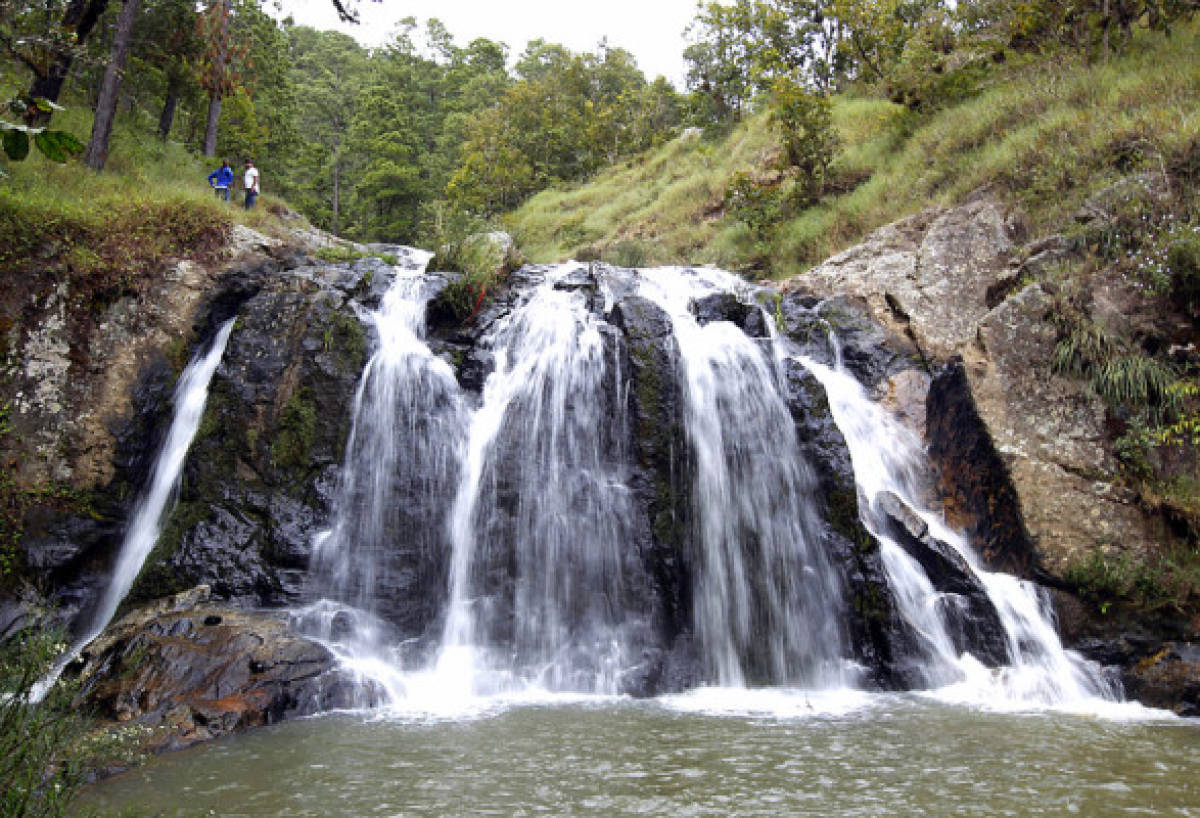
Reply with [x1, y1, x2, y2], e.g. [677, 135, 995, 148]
[794, 352, 1124, 712]
[36, 319, 235, 699]
[282, 260, 1145, 720]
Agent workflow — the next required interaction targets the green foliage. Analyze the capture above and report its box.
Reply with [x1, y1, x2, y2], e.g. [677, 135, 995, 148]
[1064, 542, 1200, 615]
[603, 240, 651, 268]
[1168, 235, 1200, 310]
[313, 245, 397, 266]
[0, 625, 89, 818]
[768, 77, 838, 204]
[271, 388, 317, 471]
[724, 170, 783, 249]
[515, 21, 1199, 276]
[0, 96, 83, 173]
[447, 40, 682, 216]
[1053, 319, 1180, 422]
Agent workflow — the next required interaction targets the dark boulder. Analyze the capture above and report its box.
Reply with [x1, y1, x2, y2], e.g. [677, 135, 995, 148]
[611, 294, 694, 666]
[1121, 642, 1200, 717]
[691, 292, 767, 338]
[72, 586, 371, 769]
[874, 490, 1010, 667]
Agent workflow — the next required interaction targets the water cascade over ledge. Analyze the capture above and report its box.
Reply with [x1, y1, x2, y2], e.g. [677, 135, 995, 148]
[282, 257, 1131, 717]
[36, 319, 236, 699]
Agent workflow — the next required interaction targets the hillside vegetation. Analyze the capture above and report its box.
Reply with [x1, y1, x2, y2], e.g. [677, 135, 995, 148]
[508, 23, 1199, 279]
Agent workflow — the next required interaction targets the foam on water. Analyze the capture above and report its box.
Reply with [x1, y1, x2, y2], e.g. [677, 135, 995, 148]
[659, 685, 877, 720]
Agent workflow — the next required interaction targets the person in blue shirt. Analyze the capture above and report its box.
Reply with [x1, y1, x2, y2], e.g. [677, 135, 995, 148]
[207, 160, 233, 201]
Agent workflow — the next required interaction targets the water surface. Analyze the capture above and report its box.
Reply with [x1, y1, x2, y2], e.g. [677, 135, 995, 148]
[84, 693, 1200, 817]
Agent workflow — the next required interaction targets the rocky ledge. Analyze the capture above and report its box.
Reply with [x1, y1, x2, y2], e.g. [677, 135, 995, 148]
[70, 586, 358, 769]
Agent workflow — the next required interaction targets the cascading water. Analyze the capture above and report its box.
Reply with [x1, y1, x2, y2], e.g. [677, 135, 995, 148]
[292, 256, 1128, 716]
[36, 319, 235, 699]
[296, 250, 469, 703]
[793, 349, 1121, 708]
[636, 267, 848, 689]
[437, 266, 642, 696]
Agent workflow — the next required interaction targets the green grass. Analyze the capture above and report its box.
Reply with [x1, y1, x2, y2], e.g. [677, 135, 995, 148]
[506, 24, 1200, 278]
[0, 97, 308, 282]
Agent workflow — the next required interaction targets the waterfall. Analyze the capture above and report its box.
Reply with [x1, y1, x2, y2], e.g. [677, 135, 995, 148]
[35, 319, 235, 699]
[296, 251, 470, 703]
[637, 267, 848, 689]
[794, 353, 1120, 707]
[289, 258, 1121, 713]
[437, 265, 641, 696]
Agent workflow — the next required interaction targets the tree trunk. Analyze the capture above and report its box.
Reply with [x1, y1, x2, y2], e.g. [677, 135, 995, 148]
[157, 73, 182, 140]
[83, 0, 142, 171]
[203, 95, 223, 157]
[25, 0, 110, 126]
[202, 0, 231, 157]
[332, 146, 341, 235]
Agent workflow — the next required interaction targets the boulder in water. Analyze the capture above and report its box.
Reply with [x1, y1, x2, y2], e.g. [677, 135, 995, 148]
[72, 587, 368, 765]
[874, 491, 1010, 667]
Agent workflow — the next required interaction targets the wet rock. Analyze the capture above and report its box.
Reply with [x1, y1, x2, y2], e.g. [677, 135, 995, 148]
[778, 292, 918, 389]
[73, 588, 365, 764]
[782, 360, 925, 688]
[611, 295, 693, 647]
[1121, 644, 1200, 716]
[123, 265, 373, 611]
[874, 491, 1010, 667]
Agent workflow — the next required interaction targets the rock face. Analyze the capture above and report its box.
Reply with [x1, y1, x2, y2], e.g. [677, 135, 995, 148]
[73, 586, 361, 759]
[127, 255, 387, 610]
[874, 491, 1009, 667]
[786, 193, 1156, 580]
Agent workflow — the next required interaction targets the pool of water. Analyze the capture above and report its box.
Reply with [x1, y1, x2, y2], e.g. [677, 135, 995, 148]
[83, 690, 1200, 817]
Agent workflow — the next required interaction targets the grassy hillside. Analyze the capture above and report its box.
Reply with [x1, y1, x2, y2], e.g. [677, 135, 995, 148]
[0, 102, 312, 290]
[507, 24, 1199, 279]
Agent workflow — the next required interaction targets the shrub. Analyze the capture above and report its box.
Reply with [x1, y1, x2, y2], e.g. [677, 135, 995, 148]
[767, 78, 838, 207]
[0, 626, 89, 818]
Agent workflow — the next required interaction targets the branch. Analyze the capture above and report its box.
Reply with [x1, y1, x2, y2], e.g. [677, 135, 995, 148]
[330, 0, 359, 23]
[0, 31, 49, 80]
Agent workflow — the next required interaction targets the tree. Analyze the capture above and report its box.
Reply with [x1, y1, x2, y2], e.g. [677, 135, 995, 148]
[133, 0, 205, 140]
[287, 27, 369, 234]
[199, 0, 235, 157]
[0, 0, 110, 126]
[83, 0, 143, 170]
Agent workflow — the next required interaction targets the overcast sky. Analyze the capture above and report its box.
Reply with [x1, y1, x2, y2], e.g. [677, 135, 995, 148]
[276, 0, 700, 87]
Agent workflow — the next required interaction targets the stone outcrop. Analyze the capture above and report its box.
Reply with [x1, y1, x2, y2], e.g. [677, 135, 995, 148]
[784, 192, 1157, 580]
[127, 254, 396, 610]
[72, 586, 361, 762]
[874, 491, 1009, 667]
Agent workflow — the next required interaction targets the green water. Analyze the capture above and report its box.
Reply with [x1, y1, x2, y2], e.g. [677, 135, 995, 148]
[84, 693, 1200, 817]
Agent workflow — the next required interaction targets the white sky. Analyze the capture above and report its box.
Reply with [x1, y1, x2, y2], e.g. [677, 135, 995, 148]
[276, 0, 700, 87]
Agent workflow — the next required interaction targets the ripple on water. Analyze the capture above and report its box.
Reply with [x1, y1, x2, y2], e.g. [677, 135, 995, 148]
[82, 698, 1200, 818]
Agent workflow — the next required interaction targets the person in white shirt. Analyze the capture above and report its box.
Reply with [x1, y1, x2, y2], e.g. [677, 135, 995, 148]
[243, 159, 260, 209]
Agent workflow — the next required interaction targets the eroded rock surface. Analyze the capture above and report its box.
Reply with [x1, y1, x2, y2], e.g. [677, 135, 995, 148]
[785, 193, 1156, 579]
[73, 587, 363, 761]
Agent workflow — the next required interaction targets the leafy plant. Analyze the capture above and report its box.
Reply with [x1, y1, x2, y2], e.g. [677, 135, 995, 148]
[0, 96, 84, 175]
[0, 625, 89, 818]
[768, 77, 838, 207]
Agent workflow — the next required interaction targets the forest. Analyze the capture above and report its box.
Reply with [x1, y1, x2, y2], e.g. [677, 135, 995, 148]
[4, 0, 1192, 250]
